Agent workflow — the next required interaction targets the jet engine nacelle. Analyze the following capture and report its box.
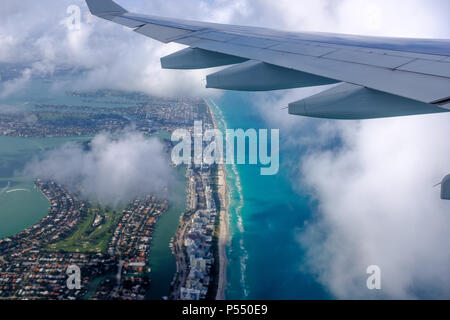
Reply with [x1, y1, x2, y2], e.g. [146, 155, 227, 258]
[206, 60, 338, 91]
[161, 48, 247, 70]
[288, 83, 448, 120]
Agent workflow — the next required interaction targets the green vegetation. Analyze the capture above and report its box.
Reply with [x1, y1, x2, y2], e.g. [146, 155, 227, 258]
[46, 206, 122, 254]
[82, 275, 114, 300]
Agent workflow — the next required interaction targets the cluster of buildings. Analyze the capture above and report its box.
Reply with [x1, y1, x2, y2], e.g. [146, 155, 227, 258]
[172, 161, 220, 300]
[0, 91, 209, 139]
[144, 98, 210, 130]
[93, 197, 169, 300]
[0, 111, 131, 138]
[0, 180, 169, 300]
[169, 104, 223, 300]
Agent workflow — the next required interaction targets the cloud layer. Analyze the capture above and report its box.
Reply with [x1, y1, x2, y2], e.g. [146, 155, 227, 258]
[24, 130, 172, 208]
[297, 115, 450, 299]
[0, 0, 224, 98]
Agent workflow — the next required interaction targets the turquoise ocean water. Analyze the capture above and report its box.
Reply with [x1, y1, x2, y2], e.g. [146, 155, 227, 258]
[209, 93, 329, 300]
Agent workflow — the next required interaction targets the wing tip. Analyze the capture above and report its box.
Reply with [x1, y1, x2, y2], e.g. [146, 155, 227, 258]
[85, 0, 127, 17]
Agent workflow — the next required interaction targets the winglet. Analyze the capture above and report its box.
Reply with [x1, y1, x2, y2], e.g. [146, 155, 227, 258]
[85, 0, 127, 17]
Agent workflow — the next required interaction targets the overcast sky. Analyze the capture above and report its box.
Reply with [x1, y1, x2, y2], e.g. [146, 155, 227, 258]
[1, 0, 450, 299]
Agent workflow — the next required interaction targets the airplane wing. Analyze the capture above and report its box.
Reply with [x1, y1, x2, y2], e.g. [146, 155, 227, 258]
[85, 0, 450, 119]
[442, 175, 450, 200]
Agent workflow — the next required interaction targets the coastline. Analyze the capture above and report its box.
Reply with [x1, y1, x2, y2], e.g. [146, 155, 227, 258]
[204, 98, 230, 300]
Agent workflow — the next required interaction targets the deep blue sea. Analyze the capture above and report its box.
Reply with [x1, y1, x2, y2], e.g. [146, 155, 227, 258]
[209, 93, 330, 300]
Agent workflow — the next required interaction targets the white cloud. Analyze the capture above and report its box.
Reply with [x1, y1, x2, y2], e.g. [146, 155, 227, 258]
[0, 68, 32, 98]
[24, 130, 172, 208]
[2, 0, 450, 299]
[297, 115, 450, 299]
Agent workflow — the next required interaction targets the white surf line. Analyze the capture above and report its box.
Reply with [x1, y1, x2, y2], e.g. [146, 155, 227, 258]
[6, 189, 31, 193]
[210, 97, 250, 298]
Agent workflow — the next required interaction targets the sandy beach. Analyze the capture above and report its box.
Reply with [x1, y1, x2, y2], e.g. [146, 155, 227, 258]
[204, 98, 229, 300]
[215, 164, 229, 300]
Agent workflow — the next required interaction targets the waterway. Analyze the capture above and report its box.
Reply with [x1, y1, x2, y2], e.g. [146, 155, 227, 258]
[146, 165, 187, 300]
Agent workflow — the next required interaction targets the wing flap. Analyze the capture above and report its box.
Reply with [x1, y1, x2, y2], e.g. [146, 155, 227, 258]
[228, 35, 280, 49]
[269, 42, 336, 57]
[111, 16, 145, 28]
[288, 83, 447, 119]
[195, 31, 239, 42]
[322, 49, 415, 69]
[122, 13, 203, 32]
